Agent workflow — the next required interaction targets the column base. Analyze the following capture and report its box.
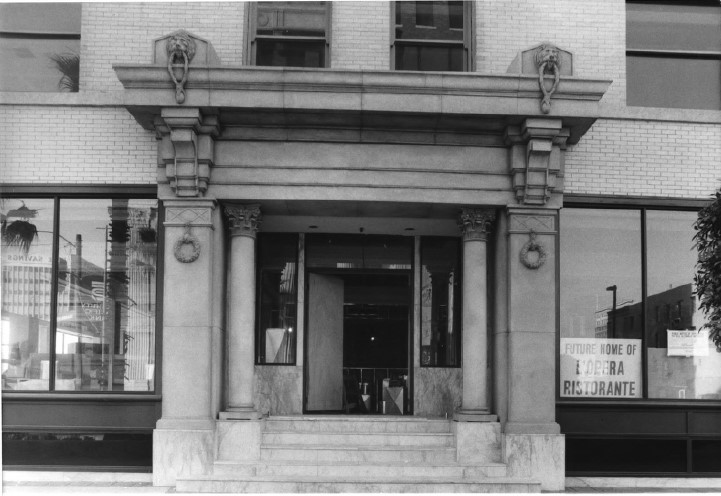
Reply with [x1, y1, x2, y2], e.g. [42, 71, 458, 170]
[219, 408, 262, 420]
[454, 409, 498, 422]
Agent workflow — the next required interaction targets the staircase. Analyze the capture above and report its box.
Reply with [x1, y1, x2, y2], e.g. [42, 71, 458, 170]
[175, 416, 541, 493]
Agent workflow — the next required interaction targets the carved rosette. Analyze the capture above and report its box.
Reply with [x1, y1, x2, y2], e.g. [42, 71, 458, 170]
[225, 204, 262, 238]
[458, 208, 495, 242]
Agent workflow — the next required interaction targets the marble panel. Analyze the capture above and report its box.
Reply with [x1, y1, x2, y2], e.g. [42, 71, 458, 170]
[215, 420, 262, 461]
[453, 421, 502, 463]
[153, 428, 214, 487]
[254, 365, 303, 415]
[503, 433, 565, 491]
[414, 367, 461, 417]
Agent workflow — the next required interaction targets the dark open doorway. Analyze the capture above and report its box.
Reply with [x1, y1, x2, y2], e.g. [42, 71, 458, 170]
[304, 271, 412, 415]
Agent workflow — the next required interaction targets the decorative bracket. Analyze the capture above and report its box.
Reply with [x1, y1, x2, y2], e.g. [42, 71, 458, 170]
[155, 108, 220, 197]
[505, 119, 569, 205]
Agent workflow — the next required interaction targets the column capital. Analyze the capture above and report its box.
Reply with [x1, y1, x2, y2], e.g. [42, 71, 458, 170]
[459, 208, 495, 242]
[225, 204, 262, 238]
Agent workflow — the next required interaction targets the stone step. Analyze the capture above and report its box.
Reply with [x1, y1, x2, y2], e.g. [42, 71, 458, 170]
[260, 444, 458, 464]
[176, 475, 541, 493]
[213, 460, 509, 478]
[262, 430, 455, 447]
[264, 416, 452, 434]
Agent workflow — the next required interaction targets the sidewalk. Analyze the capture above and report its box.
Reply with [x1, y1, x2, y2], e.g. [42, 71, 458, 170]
[4, 472, 721, 494]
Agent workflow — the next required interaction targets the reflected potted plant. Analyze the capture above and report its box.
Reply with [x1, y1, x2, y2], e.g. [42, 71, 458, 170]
[694, 187, 721, 351]
[49, 52, 80, 92]
[1, 202, 39, 254]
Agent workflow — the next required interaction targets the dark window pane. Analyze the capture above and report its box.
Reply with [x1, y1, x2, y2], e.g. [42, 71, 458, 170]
[420, 237, 461, 367]
[692, 440, 721, 472]
[55, 199, 158, 392]
[559, 209, 643, 399]
[567, 438, 687, 473]
[1, 199, 55, 391]
[256, 39, 325, 68]
[257, 1, 326, 37]
[396, 1, 463, 41]
[646, 210, 719, 400]
[415, 1, 434, 27]
[0, 38, 80, 92]
[627, 55, 721, 110]
[395, 43, 463, 71]
[257, 234, 297, 365]
[627, 3, 721, 52]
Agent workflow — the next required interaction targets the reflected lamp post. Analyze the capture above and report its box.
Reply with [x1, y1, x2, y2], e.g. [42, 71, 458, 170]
[606, 285, 617, 338]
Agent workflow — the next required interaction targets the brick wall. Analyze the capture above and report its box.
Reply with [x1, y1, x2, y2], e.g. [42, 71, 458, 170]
[331, 1, 390, 70]
[81, 2, 245, 91]
[0, 106, 156, 184]
[565, 119, 721, 199]
[476, 0, 626, 105]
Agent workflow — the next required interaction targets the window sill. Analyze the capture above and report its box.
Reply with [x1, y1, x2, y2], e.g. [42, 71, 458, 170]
[2, 393, 161, 401]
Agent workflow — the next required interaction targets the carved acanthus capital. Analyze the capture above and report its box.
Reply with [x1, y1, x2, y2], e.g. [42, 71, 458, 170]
[458, 208, 495, 242]
[225, 204, 262, 238]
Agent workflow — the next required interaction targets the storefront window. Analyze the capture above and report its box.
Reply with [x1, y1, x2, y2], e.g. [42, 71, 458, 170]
[559, 209, 643, 398]
[646, 210, 717, 399]
[1, 199, 55, 391]
[560, 207, 718, 401]
[256, 233, 298, 364]
[1, 198, 158, 392]
[420, 236, 461, 367]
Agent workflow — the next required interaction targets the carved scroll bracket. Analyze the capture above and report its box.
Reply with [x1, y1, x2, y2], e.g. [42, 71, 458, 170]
[155, 108, 220, 197]
[505, 119, 569, 206]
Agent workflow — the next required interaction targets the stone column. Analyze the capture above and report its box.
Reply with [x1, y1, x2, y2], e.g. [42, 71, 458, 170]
[455, 208, 496, 422]
[220, 204, 262, 420]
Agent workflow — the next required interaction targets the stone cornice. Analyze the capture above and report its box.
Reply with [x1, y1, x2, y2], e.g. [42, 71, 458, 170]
[113, 66, 611, 144]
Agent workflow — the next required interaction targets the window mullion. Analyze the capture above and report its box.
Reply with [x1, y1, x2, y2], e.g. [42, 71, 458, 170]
[641, 208, 649, 399]
[48, 196, 60, 392]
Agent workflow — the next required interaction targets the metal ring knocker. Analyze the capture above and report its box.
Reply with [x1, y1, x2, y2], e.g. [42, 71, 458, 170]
[168, 50, 189, 104]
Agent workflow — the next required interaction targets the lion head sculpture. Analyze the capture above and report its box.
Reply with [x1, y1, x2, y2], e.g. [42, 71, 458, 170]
[166, 30, 196, 66]
[535, 44, 560, 75]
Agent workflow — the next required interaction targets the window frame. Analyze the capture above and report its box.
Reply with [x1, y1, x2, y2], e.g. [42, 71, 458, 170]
[390, 1, 474, 72]
[625, 0, 721, 110]
[245, 1, 332, 68]
[557, 198, 721, 406]
[0, 186, 162, 398]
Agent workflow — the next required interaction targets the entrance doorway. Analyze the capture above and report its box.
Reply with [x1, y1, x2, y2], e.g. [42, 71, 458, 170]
[305, 271, 412, 414]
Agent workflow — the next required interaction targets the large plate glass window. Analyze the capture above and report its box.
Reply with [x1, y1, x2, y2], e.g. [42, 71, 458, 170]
[559, 207, 716, 400]
[392, 1, 470, 71]
[250, 1, 329, 68]
[0, 3, 81, 92]
[626, 1, 721, 110]
[1, 198, 158, 392]
[256, 233, 298, 365]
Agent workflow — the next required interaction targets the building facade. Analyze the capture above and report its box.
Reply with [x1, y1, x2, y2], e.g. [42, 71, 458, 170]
[1, 1, 720, 492]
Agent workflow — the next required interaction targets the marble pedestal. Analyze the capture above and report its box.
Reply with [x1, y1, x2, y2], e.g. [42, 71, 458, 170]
[503, 433, 565, 491]
[216, 420, 262, 461]
[153, 427, 214, 487]
[452, 421, 502, 464]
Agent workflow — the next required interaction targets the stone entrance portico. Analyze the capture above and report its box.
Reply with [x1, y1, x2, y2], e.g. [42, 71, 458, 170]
[117, 33, 609, 492]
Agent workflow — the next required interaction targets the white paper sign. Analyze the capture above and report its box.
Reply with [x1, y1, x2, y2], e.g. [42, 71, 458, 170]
[667, 329, 709, 357]
[560, 337, 642, 398]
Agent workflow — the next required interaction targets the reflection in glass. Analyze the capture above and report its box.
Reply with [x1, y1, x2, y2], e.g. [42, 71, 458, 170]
[420, 237, 460, 367]
[1, 199, 55, 390]
[646, 210, 718, 400]
[54, 199, 157, 391]
[257, 234, 298, 364]
[305, 234, 412, 271]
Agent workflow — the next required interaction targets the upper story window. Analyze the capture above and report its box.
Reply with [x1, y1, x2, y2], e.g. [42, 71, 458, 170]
[1, 197, 159, 393]
[392, 1, 471, 72]
[0, 3, 81, 92]
[626, 1, 721, 110]
[249, 1, 330, 68]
